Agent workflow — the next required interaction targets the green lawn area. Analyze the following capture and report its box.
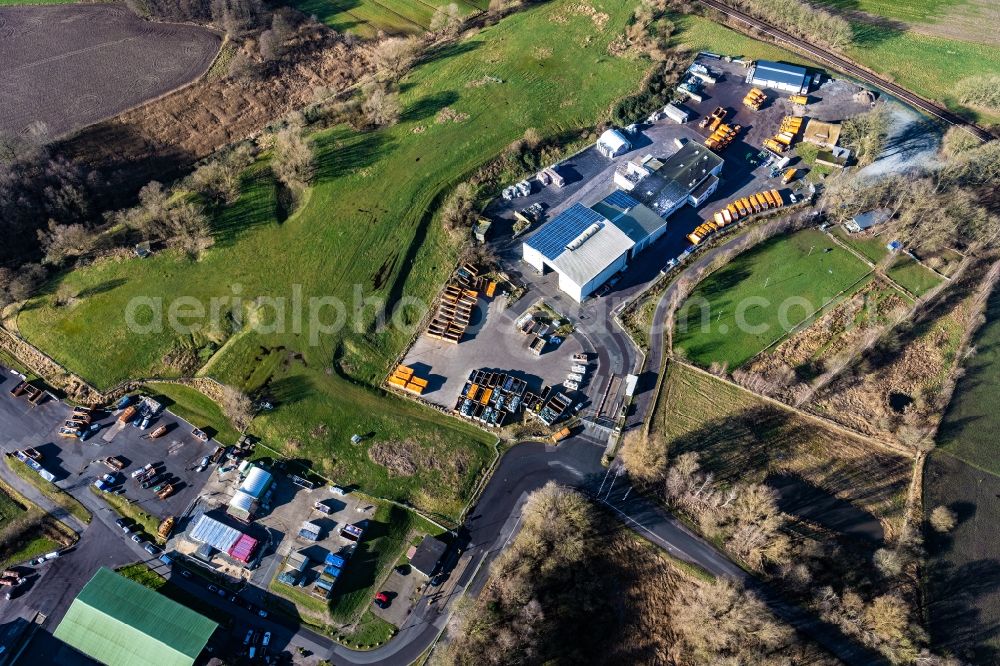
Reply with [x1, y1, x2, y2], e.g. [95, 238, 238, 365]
[936, 285, 1000, 475]
[886, 254, 943, 296]
[17, 0, 648, 520]
[674, 229, 873, 369]
[831, 225, 888, 264]
[90, 486, 161, 540]
[815, 0, 967, 26]
[0, 478, 75, 568]
[4, 456, 91, 524]
[670, 13, 815, 65]
[144, 383, 240, 445]
[846, 25, 1000, 124]
[0, 485, 26, 531]
[288, 0, 484, 37]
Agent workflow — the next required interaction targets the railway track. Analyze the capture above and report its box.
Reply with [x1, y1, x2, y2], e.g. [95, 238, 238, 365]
[696, 0, 995, 142]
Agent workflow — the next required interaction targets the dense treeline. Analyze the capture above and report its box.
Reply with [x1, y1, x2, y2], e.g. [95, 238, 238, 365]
[124, 0, 266, 34]
[824, 140, 1000, 254]
[441, 483, 815, 665]
[721, 0, 853, 50]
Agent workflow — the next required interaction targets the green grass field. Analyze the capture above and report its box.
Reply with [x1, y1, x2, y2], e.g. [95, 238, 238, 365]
[669, 13, 816, 64]
[832, 225, 888, 264]
[17, 0, 648, 521]
[289, 0, 485, 37]
[936, 286, 1000, 474]
[846, 27, 1000, 123]
[0, 487, 25, 531]
[815, 0, 966, 26]
[886, 255, 943, 296]
[674, 229, 873, 369]
[144, 383, 240, 445]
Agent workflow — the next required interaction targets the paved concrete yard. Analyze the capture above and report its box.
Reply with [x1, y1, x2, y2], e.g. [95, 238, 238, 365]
[401, 295, 587, 410]
[371, 568, 420, 627]
[0, 368, 217, 521]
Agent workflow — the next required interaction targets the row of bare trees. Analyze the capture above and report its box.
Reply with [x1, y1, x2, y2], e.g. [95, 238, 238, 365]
[823, 139, 1000, 255]
[441, 482, 805, 665]
[720, 0, 853, 49]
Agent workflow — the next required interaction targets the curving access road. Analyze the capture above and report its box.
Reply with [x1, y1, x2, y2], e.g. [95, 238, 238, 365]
[696, 0, 994, 142]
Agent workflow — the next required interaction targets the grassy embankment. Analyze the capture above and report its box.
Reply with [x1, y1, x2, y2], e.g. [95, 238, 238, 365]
[18, 0, 650, 520]
[3, 456, 91, 524]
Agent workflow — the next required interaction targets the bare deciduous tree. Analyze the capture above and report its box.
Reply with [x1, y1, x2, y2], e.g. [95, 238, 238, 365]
[430, 2, 463, 38]
[928, 505, 957, 533]
[370, 37, 422, 81]
[360, 83, 401, 128]
[38, 220, 96, 265]
[220, 385, 255, 431]
[271, 126, 315, 191]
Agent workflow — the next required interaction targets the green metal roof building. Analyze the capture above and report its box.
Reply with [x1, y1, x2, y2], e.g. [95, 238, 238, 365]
[53, 567, 217, 666]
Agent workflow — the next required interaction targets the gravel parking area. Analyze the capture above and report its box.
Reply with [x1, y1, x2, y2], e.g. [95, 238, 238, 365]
[0, 367, 217, 522]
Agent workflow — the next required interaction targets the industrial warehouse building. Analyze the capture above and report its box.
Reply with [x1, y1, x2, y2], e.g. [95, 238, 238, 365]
[53, 568, 217, 666]
[746, 60, 811, 94]
[523, 144, 723, 301]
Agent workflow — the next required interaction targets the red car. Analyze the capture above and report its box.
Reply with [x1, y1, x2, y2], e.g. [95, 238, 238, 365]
[374, 592, 390, 609]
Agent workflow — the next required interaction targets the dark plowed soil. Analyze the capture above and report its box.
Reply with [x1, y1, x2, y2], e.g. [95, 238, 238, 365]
[0, 3, 220, 138]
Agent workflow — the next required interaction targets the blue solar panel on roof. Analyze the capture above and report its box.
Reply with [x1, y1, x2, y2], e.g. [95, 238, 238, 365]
[526, 203, 607, 260]
[602, 190, 640, 210]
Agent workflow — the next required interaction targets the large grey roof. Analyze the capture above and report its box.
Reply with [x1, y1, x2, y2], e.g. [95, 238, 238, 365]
[591, 195, 666, 245]
[751, 60, 809, 88]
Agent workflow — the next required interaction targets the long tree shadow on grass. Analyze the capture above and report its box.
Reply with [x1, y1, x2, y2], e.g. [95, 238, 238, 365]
[312, 130, 393, 184]
[266, 375, 316, 407]
[400, 90, 460, 123]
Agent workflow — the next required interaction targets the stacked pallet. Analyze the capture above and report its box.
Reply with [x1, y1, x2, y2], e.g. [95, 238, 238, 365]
[427, 283, 478, 343]
[387, 365, 429, 395]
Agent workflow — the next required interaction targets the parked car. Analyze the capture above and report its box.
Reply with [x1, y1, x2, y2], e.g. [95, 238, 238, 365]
[114, 518, 128, 529]
[143, 543, 159, 555]
[130, 534, 144, 544]
[180, 570, 192, 579]
[243, 629, 253, 646]
[374, 592, 390, 609]
[262, 632, 271, 647]
[208, 584, 218, 593]
[258, 609, 268, 618]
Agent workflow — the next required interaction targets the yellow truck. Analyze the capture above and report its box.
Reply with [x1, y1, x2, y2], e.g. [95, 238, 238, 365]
[552, 426, 572, 443]
[762, 190, 777, 207]
[782, 168, 798, 184]
[727, 203, 741, 221]
[762, 138, 787, 153]
[771, 189, 784, 206]
[774, 132, 795, 146]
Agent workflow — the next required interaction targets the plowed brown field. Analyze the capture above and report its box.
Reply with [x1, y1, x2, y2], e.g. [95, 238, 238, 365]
[0, 3, 220, 139]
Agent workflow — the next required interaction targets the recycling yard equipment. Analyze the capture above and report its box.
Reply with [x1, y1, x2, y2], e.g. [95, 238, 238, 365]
[387, 365, 429, 395]
[340, 524, 364, 542]
[742, 87, 767, 110]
